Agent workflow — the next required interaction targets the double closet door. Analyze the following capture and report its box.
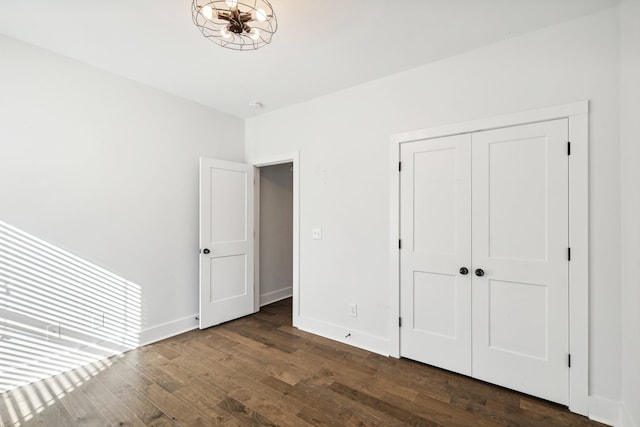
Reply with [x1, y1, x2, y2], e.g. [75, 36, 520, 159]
[400, 119, 570, 405]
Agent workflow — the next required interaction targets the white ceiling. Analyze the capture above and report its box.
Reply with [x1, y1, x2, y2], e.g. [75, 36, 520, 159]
[0, 0, 620, 118]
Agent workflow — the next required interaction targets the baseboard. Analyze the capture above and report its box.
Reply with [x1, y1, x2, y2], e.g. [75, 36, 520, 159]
[295, 315, 390, 357]
[589, 395, 621, 426]
[260, 287, 293, 307]
[138, 313, 199, 347]
[620, 403, 638, 427]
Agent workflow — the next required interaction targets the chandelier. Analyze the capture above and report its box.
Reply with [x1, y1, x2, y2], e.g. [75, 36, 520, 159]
[192, 0, 277, 51]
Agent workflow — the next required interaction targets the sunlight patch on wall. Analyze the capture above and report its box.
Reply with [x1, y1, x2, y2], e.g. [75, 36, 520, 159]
[0, 220, 142, 394]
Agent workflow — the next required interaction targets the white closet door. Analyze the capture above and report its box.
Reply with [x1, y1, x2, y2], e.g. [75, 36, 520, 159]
[471, 119, 569, 404]
[400, 134, 472, 375]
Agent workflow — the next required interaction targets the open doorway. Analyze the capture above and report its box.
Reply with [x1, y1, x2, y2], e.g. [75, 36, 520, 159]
[256, 162, 293, 307]
[199, 153, 299, 329]
[251, 152, 300, 327]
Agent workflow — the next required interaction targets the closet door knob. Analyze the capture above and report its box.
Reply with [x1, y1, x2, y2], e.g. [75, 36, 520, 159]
[203, 248, 210, 254]
[459, 267, 469, 275]
[475, 268, 485, 277]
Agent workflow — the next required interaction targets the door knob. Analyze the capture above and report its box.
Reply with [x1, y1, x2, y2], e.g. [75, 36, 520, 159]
[459, 267, 469, 275]
[475, 268, 485, 277]
[203, 248, 210, 254]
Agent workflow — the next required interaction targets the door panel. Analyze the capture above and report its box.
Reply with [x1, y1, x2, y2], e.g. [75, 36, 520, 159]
[487, 136, 548, 261]
[209, 254, 247, 301]
[413, 272, 457, 338]
[471, 119, 569, 405]
[209, 168, 248, 242]
[413, 148, 458, 256]
[487, 280, 548, 359]
[200, 158, 255, 329]
[400, 134, 472, 375]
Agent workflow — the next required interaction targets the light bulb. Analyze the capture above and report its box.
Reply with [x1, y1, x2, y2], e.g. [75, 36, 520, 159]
[249, 28, 260, 40]
[220, 26, 231, 38]
[225, 0, 237, 7]
[256, 8, 267, 21]
[201, 5, 213, 20]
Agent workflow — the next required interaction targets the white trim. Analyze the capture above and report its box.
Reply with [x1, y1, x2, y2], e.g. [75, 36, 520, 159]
[254, 166, 262, 312]
[296, 315, 390, 356]
[392, 101, 589, 145]
[568, 111, 590, 415]
[249, 152, 300, 328]
[260, 287, 293, 307]
[589, 395, 621, 426]
[138, 314, 198, 347]
[389, 141, 401, 358]
[389, 101, 589, 415]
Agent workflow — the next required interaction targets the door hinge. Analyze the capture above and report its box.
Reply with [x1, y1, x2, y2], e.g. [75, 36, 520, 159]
[399, 239, 402, 249]
[399, 317, 402, 327]
[568, 247, 571, 261]
[567, 141, 571, 156]
[568, 354, 571, 368]
[399, 161, 402, 172]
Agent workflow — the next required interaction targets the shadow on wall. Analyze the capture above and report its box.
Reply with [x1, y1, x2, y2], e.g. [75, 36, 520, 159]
[0, 220, 141, 422]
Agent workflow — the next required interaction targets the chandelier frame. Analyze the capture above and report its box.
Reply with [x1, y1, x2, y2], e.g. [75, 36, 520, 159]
[192, 0, 278, 51]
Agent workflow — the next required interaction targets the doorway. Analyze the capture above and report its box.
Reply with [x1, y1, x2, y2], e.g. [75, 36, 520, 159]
[256, 162, 294, 308]
[251, 152, 300, 326]
[198, 152, 300, 330]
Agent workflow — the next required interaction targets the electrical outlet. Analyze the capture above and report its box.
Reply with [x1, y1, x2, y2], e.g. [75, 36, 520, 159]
[46, 323, 60, 340]
[349, 304, 357, 317]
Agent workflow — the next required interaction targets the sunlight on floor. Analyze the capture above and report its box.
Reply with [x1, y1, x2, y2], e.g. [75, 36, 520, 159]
[0, 220, 141, 424]
[1, 358, 117, 426]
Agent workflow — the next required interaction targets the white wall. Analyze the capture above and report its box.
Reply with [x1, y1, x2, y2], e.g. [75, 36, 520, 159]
[259, 163, 293, 306]
[620, 1, 640, 426]
[0, 34, 244, 346]
[246, 7, 622, 405]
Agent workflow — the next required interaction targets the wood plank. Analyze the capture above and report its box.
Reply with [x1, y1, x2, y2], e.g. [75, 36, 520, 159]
[229, 387, 314, 427]
[58, 385, 110, 427]
[217, 396, 277, 426]
[79, 376, 146, 427]
[142, 382, 209, 426]
[261, 376, 353, 424]
[36, 400, 80, 427]
[329, 381, 439, 426]
[171, 385, 237, 426]
[117, 351, 185, 394]
[294, 379, 408, 427]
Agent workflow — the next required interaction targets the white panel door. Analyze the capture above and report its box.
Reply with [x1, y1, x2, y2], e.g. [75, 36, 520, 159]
[471, 119, 569, 404]
[400, 134, 472, 375]
[199, 158, 255, 329]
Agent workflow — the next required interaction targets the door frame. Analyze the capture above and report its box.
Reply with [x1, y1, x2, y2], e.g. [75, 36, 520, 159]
[249, 152, 300, 327]
[389, 101, 589, 415]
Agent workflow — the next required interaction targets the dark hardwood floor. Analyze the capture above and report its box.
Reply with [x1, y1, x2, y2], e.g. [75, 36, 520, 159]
[1, 298, 605, 426]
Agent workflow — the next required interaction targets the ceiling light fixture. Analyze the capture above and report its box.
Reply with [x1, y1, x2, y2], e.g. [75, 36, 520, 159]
[192, 0, 277, 51]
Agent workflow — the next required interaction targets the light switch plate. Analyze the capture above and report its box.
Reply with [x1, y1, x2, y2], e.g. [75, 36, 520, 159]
[312, 228, 322, 240]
